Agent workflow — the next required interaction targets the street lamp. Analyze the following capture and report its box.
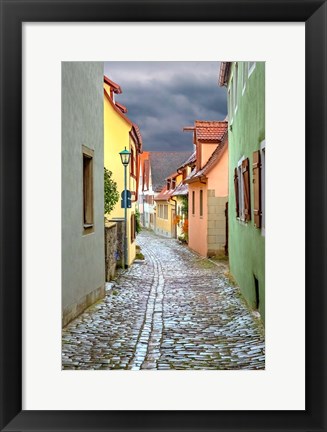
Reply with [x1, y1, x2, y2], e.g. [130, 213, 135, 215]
[119, 146, 131, 268]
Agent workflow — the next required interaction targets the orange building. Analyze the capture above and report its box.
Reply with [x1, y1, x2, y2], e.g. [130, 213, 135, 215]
[184, 121, 228, 257]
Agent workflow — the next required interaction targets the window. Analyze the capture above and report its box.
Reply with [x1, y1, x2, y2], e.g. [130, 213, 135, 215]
[171, 179, 176, 190]
[158, 204, 168, 220]
[192, 191, 195, 215]
[200, 190, 203, 217]
[82, 146, 94, 233]
[167, 179, 171, 190]
[234, 157, 251, 222]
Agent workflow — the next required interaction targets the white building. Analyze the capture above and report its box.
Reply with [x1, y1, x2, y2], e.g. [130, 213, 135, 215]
[62, 62, 105, 327]
[138, 151, 155, 230]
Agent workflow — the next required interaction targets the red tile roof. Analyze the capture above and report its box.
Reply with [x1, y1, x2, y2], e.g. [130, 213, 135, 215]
[132, 123, 142, 147]
[104, 75, 122, 94]
[115, 102, 128, 113]
[194, 120, 228, 142]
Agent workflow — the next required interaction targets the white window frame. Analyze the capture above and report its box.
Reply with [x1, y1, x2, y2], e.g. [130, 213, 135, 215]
[237, 156, 246, 222]
[260, 140, 265, 236]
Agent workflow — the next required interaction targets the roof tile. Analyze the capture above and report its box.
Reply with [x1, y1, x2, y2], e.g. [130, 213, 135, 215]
[195, 120, 228, 142]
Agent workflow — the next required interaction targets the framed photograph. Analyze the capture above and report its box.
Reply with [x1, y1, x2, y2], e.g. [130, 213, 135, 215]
[1, 1, 326, 431]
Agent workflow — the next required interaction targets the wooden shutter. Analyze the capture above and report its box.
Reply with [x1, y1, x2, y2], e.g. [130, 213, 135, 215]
[234, 167, 239, 217]
[242, 158, 251, 222]
[253, 150, 261, 228]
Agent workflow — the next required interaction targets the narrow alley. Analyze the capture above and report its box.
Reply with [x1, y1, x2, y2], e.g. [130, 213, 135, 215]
[62, 230, 265, 370]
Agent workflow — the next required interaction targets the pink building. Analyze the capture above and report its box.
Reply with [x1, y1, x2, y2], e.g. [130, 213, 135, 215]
[184, 121, 228, 257]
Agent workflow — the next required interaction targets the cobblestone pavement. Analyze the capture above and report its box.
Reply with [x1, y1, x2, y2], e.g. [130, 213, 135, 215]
[62, 230, 265, 370]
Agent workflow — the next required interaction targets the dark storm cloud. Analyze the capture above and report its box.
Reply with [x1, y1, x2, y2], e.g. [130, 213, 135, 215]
[104, 61, 227, 152]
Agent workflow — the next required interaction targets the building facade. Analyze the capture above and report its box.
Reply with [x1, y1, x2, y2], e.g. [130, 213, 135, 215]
[184, 121, 229, 258]
[154, 171, 184, 238]
[149, 152, 192, 235]
[104, 75, 142, 266]
[219, 61, 265, 320]
[138, 151, 155, 230]
[62, 62, 105, 327]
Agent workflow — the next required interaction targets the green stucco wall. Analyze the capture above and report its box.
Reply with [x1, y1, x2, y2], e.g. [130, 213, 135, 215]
[227, 62, 265, 321]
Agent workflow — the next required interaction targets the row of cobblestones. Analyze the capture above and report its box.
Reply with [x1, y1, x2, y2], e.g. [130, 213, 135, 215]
[62, 229, 265, 370]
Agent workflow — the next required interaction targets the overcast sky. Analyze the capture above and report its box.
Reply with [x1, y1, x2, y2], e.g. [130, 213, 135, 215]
[104, 62, 227, 152]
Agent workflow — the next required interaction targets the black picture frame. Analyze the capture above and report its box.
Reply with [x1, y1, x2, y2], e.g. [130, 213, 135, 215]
[0, 1, 326, 431]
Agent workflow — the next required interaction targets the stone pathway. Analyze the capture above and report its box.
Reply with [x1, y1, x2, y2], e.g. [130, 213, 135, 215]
[62, 230, 265, 370]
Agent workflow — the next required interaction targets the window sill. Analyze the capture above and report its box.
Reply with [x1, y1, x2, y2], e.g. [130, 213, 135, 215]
[83, 223, 94, 235]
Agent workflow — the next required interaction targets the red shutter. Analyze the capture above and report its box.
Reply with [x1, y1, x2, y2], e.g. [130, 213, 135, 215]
[234, 167, 239, 217]
[242, 158, 251, 222]
[253, 150, 261, 228]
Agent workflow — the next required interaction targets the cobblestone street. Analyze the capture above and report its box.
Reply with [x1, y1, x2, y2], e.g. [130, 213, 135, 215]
[62, 230, 265, 370]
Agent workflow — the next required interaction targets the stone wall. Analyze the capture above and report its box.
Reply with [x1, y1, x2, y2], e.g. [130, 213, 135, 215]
[105, 222, 117, 281]
[109, 218, 125, 269]
[207, 190, 228, 257]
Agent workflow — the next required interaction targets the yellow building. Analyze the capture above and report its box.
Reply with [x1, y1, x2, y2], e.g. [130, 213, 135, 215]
[104, 75, 142, 266]
[155, 171, 184, 238]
